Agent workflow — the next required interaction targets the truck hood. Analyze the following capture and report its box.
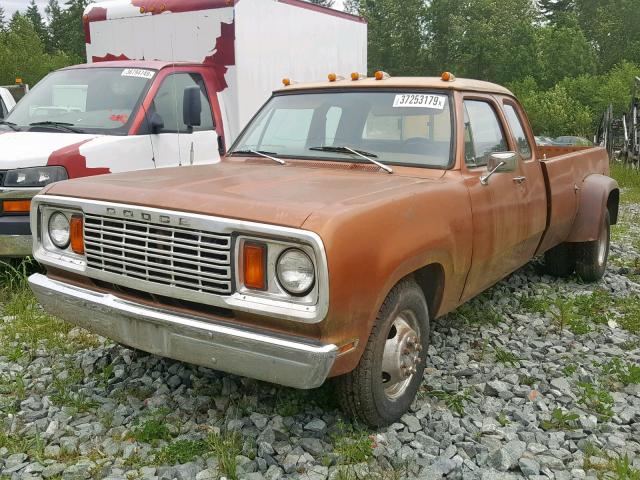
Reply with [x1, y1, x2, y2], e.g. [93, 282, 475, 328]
[43, 159, 442, 228]
[0, 131, 100, 169]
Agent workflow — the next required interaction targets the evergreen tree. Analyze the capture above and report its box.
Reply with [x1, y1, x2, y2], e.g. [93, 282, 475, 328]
[25, 0, 49, 47]
[46, 0, 64, 52]
[0, 4, 6, 32]
[538, 0, 575, 22]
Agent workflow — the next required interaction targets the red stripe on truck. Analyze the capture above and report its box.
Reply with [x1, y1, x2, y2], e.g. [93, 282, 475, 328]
[92, 53, 131, 63]
[47, 140, 111, 179]
[203, 20, 235, 92]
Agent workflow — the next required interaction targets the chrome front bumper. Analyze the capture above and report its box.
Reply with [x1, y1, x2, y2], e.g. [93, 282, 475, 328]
[0, 234, 32, 257]
[29, 274, 337, 389]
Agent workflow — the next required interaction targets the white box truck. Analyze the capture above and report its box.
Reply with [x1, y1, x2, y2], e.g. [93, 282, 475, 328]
[0, 0, 366, 257]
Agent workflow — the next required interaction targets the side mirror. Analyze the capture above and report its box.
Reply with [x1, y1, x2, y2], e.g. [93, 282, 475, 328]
[183, 86, 202, 131]
[487, 152, 518, 172]
[481, 152, 519, 185]
[150, 112, 164, 134]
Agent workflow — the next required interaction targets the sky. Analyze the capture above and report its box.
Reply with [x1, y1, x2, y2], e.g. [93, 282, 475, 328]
[3, 0, 346, 17]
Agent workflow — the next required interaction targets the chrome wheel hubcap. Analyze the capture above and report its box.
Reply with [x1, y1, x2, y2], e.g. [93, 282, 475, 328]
[382, 311, 422, 399]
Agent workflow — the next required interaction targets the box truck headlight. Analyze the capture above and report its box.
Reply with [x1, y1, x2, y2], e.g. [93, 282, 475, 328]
[4, 166, 68, 187]
[276, 249, 315, 295]
[48, 211, 71, 249]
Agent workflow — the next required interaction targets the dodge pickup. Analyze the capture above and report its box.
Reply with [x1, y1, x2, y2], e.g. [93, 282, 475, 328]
[29, 73, 618, 426]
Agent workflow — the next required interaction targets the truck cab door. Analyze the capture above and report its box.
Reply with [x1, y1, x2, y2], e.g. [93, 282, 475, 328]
[460, 97, 534, 302]
[145, 71, 220, 168]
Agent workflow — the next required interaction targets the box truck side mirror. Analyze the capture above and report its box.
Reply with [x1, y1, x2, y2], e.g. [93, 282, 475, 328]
[150, 112, 164, 134]
[183, 86, 202, 132]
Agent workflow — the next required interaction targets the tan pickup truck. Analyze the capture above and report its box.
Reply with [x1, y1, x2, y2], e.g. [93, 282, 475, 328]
[28, 74, 618, 427]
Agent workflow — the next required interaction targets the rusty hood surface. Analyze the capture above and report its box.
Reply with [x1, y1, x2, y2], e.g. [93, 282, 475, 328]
[43, 159, 443, 228]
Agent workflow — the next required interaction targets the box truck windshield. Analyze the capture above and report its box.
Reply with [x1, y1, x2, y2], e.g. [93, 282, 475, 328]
[6, 67, 153, 134]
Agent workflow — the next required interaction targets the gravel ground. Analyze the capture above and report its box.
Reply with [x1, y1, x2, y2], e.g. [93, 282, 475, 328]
[1, 205, 639, 480]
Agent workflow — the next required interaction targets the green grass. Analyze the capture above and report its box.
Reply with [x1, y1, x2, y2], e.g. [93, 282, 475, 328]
[611, 162, 640, 204]
[493, 347, 520, 367]
[0, 260, 100, 360]
[331, 421, 374, 465]
[155, 439, 210, 465]
[427, 389, 473, 416]
[130, 417, 173, 445]
[540, 408, 579, 431]
[599, 358, 640, 386]
[452, 295, 503, 327]
[578, 382, 614, 421]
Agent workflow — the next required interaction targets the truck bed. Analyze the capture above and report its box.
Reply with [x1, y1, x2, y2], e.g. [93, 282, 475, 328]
[537, 146, 610, 253]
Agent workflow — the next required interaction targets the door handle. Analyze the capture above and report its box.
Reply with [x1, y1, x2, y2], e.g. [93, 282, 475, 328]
[513, 176, 527, 184]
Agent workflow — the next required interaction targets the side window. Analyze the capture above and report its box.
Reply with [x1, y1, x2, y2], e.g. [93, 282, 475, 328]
[0, 98, 6, 119]
[152, 73, 214, 134]
[463, 100, 508, 167]
[503, 104, 532, 159]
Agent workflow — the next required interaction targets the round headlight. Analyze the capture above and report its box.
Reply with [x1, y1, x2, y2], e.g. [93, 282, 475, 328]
[48, 212, 70, 249]
[276, 249, 315, 295]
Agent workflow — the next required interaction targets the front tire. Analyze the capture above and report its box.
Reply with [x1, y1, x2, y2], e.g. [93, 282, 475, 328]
[335, 279, 429, 427]
[575, 211, 610, 282]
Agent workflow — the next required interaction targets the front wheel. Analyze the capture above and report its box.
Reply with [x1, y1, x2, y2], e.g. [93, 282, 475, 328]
[574, 211, 610, 282]
[335, 279, 429, 427]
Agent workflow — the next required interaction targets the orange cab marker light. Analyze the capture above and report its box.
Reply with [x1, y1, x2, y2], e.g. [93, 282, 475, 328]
[374, 71, 390, 81]
[243, 242, 267, 290]
[351, 72, 366, 81]
[441, 71, 456, 82]
[328, 73, 338, 82]
[282, 78, 292, 87]
[3, 200, 31, 213]
[70, 215, 84, 255]
[139, 6, 145, 13]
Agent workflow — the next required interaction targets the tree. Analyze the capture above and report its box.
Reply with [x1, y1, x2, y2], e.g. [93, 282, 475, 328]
[46, 0, 65, 52]
[354, 0, 428, 76]
[538, 0, 575, 23]
[307, 0, 335, 7]
[426, 0, 539, 85]
[535, 20, 597, 87]
[0, 14, 71, 85]
[0, 4, 6, 32]
[26, 0, 49, 47]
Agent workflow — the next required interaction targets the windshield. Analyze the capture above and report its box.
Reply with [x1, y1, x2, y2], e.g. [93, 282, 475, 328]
[6, 67, 154, 134]
[231, 91, 454, 169]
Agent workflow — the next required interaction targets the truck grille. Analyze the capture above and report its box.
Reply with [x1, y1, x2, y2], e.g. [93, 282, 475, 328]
[84, 214, 233, 295]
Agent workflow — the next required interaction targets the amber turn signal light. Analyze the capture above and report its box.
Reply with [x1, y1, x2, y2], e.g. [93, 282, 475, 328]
[374, 71, 390, 81]
[243, 242, 267, 290]
[70, 214, 85, 255]
[441, 71, 456, 82]
[3, 200, 31, 213]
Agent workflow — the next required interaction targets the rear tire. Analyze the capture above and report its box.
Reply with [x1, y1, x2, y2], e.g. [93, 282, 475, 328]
[575, 211, 610, 282]
[543, 243, 576, 277]
[335, 279, 429, 427]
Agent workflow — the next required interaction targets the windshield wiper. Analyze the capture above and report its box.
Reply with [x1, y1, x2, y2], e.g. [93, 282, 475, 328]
[309, 146, 393, 174]
[232, 149, 286, 165]
[0, 120, 20, 132]
[29, 121, 84, 134]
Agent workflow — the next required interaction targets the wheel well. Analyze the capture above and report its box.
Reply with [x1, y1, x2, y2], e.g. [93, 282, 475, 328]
[412, 263, 445, 320]
[607, 189, 619, 225]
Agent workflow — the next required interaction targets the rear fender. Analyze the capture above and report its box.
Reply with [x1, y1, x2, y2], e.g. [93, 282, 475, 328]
[566, 174, 619, 243]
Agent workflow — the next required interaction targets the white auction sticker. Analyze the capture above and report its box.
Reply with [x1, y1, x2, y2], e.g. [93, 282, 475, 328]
[393, 94, 446, 109]
[121, 68, 155, 79]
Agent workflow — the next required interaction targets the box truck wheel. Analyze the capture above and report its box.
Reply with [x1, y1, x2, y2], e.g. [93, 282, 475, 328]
[575, 211, 610, 282]
[335, 279, 429, 427]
